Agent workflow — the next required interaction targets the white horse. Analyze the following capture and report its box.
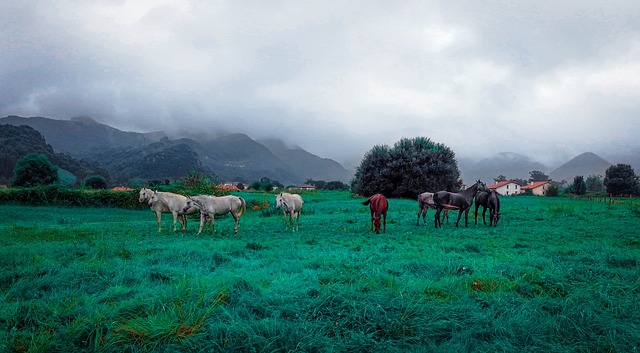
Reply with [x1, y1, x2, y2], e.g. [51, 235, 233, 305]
[184, 195, 246, 234]
[275, 192, 304, 231]
[143, 189, 198, 232]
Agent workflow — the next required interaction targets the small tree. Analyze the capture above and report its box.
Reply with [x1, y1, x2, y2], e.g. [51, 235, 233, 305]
[585, 175, 604, 193]
[12, 153, 59, 187]
[82, 175, 108, 189]
[604, 164, 640, 196]
[572, 175, 586, 195]
[494, 175, 507, 183]
[529, 170, 549, 183]
[546, 183, 559, 197]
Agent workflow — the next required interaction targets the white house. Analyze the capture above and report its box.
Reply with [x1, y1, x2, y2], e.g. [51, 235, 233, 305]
[488, 180, 522, 195]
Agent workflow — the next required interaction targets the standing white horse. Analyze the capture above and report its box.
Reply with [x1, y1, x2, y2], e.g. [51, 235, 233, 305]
[276, 192, 304, 231]
[143, 189, 198, 232]
[183, 195, 247, 234]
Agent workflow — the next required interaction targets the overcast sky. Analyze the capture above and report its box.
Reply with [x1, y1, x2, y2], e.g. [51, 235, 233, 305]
[2, 1, 639, 168]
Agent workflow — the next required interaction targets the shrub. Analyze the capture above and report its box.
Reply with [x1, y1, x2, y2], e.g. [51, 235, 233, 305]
[82, 175, 108, 189]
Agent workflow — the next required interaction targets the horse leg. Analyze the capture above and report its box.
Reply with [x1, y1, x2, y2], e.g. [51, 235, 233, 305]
[171, 212, 179, 232]
[464, 208, 470, 227]
[155, 210, 162, 232]
[455, 210, 464, 227]
[382, 212, 386, 233]
[474, 204, 480, 225]
[179, 213, 187, 231]
[482, 207, 488, 225]
[444, 209, 449, 223]
[232, 211, 239, 234]
[197, 212, 206, 234]
[434, 208, 440, 228]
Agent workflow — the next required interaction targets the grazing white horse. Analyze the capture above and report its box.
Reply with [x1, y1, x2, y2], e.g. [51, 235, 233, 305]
[144, 189, 199, 232]
[276, 192, 304, 231]
[184, 195, 246, 234]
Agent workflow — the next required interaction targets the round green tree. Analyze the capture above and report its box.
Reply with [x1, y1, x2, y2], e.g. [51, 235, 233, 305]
[351, 137, 460, 198]
[12, 153, 59, 187]
[82, 175, 108, 189]
[604, 164, 640, 196]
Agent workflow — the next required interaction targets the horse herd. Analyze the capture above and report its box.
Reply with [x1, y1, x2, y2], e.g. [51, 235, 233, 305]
[138, 181, 500, 235]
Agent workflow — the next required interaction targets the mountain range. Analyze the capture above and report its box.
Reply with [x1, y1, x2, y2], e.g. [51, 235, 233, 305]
[2, 115, 635, 187]
[461, 151, 618, 185]
[0, 115, 351, 186]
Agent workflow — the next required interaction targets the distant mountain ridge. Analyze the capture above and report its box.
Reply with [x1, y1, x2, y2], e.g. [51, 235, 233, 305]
[0, 115, 350, 185]
[460, 152, 546, 184]
[548, 152, 611, 182]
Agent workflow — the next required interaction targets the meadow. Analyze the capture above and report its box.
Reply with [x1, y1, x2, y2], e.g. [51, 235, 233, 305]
[1, 191, 639, 352]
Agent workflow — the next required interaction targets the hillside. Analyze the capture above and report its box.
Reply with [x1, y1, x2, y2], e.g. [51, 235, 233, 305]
[0, 124, 108, 185]
[548, 152, 611, 182]
[0, 115, 164, 157]
[1, 115, 350, 185]
[259, 139, 352, 183]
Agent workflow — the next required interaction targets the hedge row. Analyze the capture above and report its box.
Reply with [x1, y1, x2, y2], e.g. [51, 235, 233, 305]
[0, 186, 146, 209]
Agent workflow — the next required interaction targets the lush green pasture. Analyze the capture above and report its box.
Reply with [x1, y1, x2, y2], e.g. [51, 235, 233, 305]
[1, 191, 639, 352]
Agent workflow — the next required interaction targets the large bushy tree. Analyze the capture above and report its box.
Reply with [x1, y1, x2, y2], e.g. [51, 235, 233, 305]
[529, 170, 549, 183]
[12, 153, 59, 187]
[604, 164, 639, 196]
[351, 137, 460, 198]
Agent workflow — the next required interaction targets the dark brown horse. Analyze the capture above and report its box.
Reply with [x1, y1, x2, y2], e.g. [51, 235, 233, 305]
[362, 194, 388, 234]
[433, 180, 487, 228]
[474, 189, 501, 226]
[488, 189, 501, 226]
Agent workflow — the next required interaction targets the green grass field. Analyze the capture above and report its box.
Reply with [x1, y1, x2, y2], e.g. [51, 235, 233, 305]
[1, 191, 639, 352]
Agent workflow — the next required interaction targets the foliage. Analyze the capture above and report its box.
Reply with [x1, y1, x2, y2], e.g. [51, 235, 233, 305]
[249, 177, 284, 192]
[179, 170, 219, 195]
[494, 175, 507, 183]
[546, 183, 559, 197]
[0, 124, 108, 186]
[585, 174, 604, 193]
[305, 179, 348, 190]
[529, 170, 549, 182]
[1, 193, 639, 352]
[0, 185, 144, 208]
[604, 164, 640, 196]
[351, 137, 460, 198]
[572, 175, 586, 195]
[12, 153, 59, 187]
[82, 175, 108, 189]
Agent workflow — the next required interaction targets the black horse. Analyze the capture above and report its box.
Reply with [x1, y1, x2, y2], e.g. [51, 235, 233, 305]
[487, 189, 501, 226]
[474, 189, 501, 226]
[433, 180, 487, 228]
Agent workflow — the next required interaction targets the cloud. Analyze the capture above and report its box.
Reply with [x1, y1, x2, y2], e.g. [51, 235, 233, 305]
[2, 0, 639, 169]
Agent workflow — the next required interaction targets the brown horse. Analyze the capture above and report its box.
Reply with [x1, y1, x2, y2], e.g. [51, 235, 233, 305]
[362, 194, 388, 234]
[433, 180, 487, 228]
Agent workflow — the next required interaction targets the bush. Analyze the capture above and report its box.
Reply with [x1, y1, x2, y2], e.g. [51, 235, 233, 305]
[12, 153, 59, 187]
[82, 175, 108, 189]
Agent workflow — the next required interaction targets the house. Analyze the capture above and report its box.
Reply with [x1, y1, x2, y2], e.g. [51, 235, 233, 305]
[488, 180, 522, 196]
[521, 181, 552, 196]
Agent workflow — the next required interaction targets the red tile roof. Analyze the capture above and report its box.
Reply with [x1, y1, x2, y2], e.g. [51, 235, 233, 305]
[521, 181, 550, 190]
[488, 180, 522, 189]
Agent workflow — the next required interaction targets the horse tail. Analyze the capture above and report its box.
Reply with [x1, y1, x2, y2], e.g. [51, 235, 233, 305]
[238, 197, 246, 217]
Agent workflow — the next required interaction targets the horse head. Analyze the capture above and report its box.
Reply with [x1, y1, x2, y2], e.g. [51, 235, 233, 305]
[139, 188, 151, 203]
[275, 193, 284, 210]
[184, 196, 202, 213]
[148, 190, 161, 206]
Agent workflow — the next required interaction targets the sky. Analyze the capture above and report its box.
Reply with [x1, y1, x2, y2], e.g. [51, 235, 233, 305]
[2, 1, 639, 169]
